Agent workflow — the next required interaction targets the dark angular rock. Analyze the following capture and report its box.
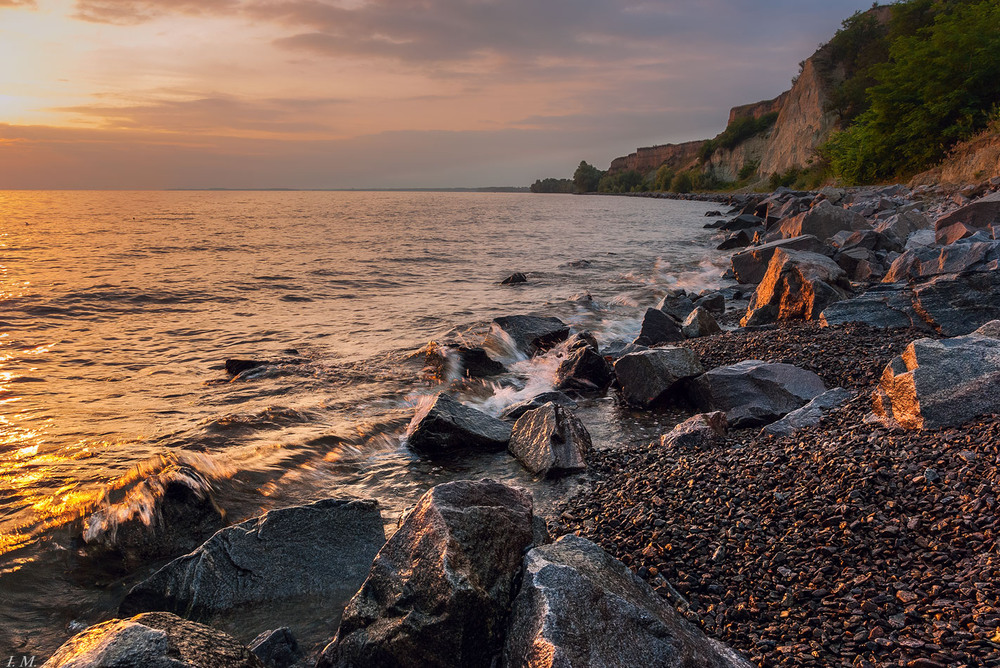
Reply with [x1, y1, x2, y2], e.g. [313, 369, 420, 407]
[483, 315, 569, 358]
[249, 628, 301, 668]
[614, 348, 704, 408]
[508, 403, 591, 476]
[503, 535, 753, 668]
[762, 387, 853, 436]
[873, 335, 1000, 429]
[730, 235, 825, 284]
[694, 292, 726, 315]
[688, 360, 826, 428]
[911, 271, 1000, 336]
[634, 307, 684, 346]
[659, 411, 727, 448]
[819, 283, 928, 330]
[406, 393, 512, 455]
[119, 498, 385, 619]
[741, 249, 851, 327]
[655, 294, 696, 321]
[835, 247, 882, 282]
[226, 359, 267, 375]
[318, 480, 535, 668]
[765, 200, 870, 243]
[883, 239, 1000, 282]
[681, 306, 721, 339]
[44, 611, 263, 668]
[425, 342, 505, 380]
[721, 213, 764, 231]
[500, 391, 578, 421]
[555, 345, 613, 393]
[934, 190, 1000, 234]
[499, 272, 527, 285]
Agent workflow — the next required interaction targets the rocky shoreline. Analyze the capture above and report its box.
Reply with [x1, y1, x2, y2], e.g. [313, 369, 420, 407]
[42, 181, 1000, 667]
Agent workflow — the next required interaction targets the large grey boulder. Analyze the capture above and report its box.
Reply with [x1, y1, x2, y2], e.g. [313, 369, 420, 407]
[934, 191, 1000, 240]
[974, 320, 1000, 338]
[655, 294, 696, 321]
[873, 335, 1000, 430]
[819, 284, 928, 330]
[483, 315, 570, 358]
[508, 403, 591, 476]
[883, 239, 1000, 283]
[43, 611, 263, 668]
[555, 344, 613, 393]
[318, 480, 535, 668]
[762, 387, 853, 437]
[730, 235, 825, 284]
[634, 308, 684, 346]
[766, 200, 870, 243]
[741, 249, 851, 327]
[681, 306, 721, 338]
[911, 271, 1000, 336]
[406, 393, 512, 455]
[874, 209, 932, 248]
[502, 535, 753, 668]
[613, 348, 704, 408]
[119, 499, 385, 618]
[689, 360, 827, 428]
[659, 411, 727, 449]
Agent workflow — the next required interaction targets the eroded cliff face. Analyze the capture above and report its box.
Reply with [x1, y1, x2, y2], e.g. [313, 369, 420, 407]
[758, 58, 838, 177]
[608, 140, 704, 175]
[728, 92, 788, 125]
[910, 130, 1000, 187]
[705, 134, 770, 183]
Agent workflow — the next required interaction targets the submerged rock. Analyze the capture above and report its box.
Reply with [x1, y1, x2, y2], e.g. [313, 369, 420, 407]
[614, 348, 704, 408]
[762, 387, 853, 437]
[508, 403, 591, 476]
[499, 272, 528, 285]
[741, 248, 851, 327]
[873, 335, 1000, 429]
[502, 535, 753, 668]
[659, 411, 728, 449]
[119, 498, 385, 618]
[318, 480, 535, 668]
[634, 307, 684, 346]
[689, 360, 826, 428]
[483, 315, 569, 358]
[44, 611, 263, 668]
[406, 393, 512, 455]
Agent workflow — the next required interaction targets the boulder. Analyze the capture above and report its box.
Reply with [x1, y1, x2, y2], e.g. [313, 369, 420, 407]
[934, 191, 1000, 235]
[873, 335, 1000, 429]
[720, 213, 764, 231]
[82, 466, 225, 569]
[716, 229, 758, 250]
[741, 249, 851, 327]
[614, 348, 704, 408]
[659, 411, 727, 448]
[500, 391, 578, 421]
[634, 307, 684, 346]
[499, 272, 527, 285]
[819, 284, 928, 330]
[406, 393, 512, 455]
[874, 210, 932, 248]
[883, 239, 1000, 282]
[974, 320, 1000, 338]
[318, 480, 535, 668]
[119, 499, 385, 618]
[694, 292, 726, 314]
[249, 628, 301, 668]
[766, 200, 870, 243]
[43, 612, 263, 668]
[762, 387, 853, 437]
[424, 342, 505, 381]
[730, 235, 825, 284]
[835, 247, 881, 282]
[655, 294, 696, 322]
[503, 535, 753, 668]
[688, 360, 826, 428]
[768, 196, 810, 223]
[508, 403, 591, 476]
[681, 306, 721, 338]
[911, 271, 1000, 336]
[555, 345, 613, 393]
[483, 315, 569, 358]
[840, 229, 902, 253]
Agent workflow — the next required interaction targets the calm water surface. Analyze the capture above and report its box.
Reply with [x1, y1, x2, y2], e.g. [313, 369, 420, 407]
[0, 190, 729, 656]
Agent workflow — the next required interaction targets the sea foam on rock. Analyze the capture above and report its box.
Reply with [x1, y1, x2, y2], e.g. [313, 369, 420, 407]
[406, 393, 512, 455]
[318, 479, 535, 668]
[483, 315, 569, 358]
[119, 498, 385, 618]
[502, 535, 753, 668]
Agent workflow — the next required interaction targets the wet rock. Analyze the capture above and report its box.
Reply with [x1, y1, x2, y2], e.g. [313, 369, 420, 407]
[717, 229, 757, 250]
[500, 391, 578, 421]
[819, 283, 928, 330]
[614, 348, 704, 408]
[555, 345, 613, 393]
[682, 306, 722, 339]
[82, 466, 225, 569]
[119, 498, 384, 618]
[655, 294, 696, 322]
[659, 411, 727, 448]
[499, 272, 527, 285]
[44, 611, 262, 668]
[762, 387, 853, 436]
[406, 393, 512, 455]
[249, 628, 301, 668]
[318, 480, 534, 668]
[503, 535, 753, 668]
[730, 235, 825, 284]
[766, 200, 870, 243]
[874, 334, 1000, 429]
[694, 292, 726, 315]
[689, 360, 826, 428]
[600, 340, 649, 360]
[721, 213, 764, 231]
[483, 315, 570, 358]
[509, 403, 591, 476]
[911, 271, 1000, 336]
[424, 342, 505, 380]
[705, 210, 723, 217]
[741, 249, 851, 327]
[634, 307, 684, 346]
[226, 359, 268, 375]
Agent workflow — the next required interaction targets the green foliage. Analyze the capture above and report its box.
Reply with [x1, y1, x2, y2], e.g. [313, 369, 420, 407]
[698, 112, 779, 162]
[597, 170, 646, 193]
[669, 171, 694, 193]
[820, 10, 891, 122]
[653, 165, 675, 191]
[529, 177, 574, 193]
[572, 161, 605, 193]
[826, 0, 1000, 183]
[737, 160, 760, 181]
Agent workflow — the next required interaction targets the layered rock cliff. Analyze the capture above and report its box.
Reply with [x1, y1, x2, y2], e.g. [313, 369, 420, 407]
[608, 140, 705, 175]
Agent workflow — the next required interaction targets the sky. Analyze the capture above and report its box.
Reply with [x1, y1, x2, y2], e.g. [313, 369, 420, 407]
[0, 0, 876, 189]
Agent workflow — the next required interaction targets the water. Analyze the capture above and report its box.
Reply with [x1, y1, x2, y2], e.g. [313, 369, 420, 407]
[0, 190, 729, 657]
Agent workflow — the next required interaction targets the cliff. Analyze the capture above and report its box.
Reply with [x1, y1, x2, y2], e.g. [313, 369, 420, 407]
[728, 92, 788, 126]
[909, 130, 1000, 187]
[608, 140, 705, 175]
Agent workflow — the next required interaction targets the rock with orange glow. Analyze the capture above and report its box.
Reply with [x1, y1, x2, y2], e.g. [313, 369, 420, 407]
[741, 248, 851, 326]
[119, 498, 384, 618]
[873, 335, 1000, 429]
[502, 535, 753, 668]
[406, 393, 512, 455]
[318, 479, 535, 668]
[508, 403, 591, 477]
[43, 611, 262, 668]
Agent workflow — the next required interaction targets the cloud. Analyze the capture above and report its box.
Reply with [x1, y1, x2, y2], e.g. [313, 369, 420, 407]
[0, 0, 36, 7]
[73, 0, 238, 24]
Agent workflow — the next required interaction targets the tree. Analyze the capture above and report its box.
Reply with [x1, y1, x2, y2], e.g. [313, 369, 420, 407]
[572, 161, 605, 193]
